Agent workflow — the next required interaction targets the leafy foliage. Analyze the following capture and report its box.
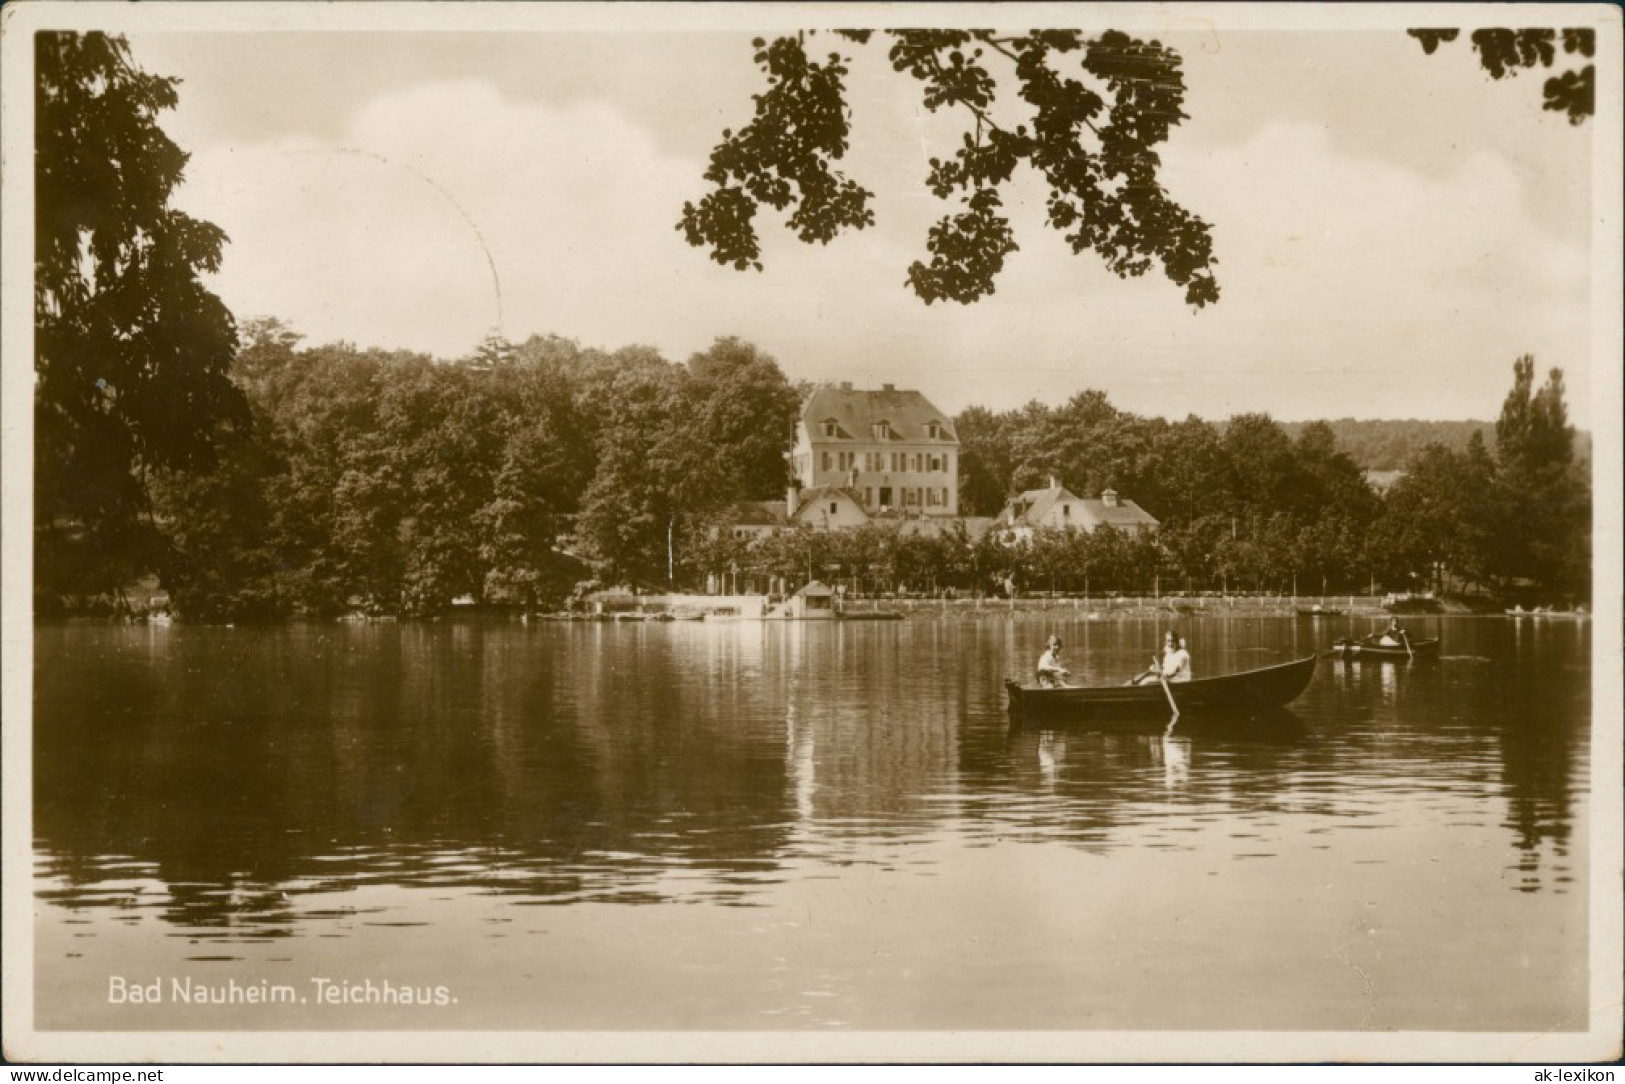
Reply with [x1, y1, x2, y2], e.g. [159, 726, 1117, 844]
[1408, 27, 1595, 124]
[685, 337, 801, 500]
[130, 327, 1589, 615]
[953, 405, 1015, 516]
[1489, 357, 1589, 596]
[1364, 357, 1588, 601]
[680, 30, 1220, 306]
[677, 37, 875, 273]
[35, 32, 247, 598]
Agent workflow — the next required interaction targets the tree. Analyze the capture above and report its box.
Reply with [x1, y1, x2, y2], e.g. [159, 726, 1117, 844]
[1008, 389, 1147, 497]
[1367, 441, 1496, 593]
[372, 358, 501, 615]
[685, 337, 800, 500]
[467, 330, 517, 370]
[1367, 354, 1590, 602]
[1409, 28, 1595, 124]
[680, 31, 1220, 306]
[1132, 415, 1226, 526]
[477, 352, 598, 609]
[145, 320, 299, 622]
[1219, 413, 1297, 518]
[575, 360, 721, 586]
[35, 32, 247, 600]
[1288, 421, 1379, 528]
[148, 428, 284, 622]
[1491, 356, 1587, 597]
[953, 405, 1015, 516]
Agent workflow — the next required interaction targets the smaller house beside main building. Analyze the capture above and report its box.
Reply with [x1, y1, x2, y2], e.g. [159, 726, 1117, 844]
[997, 481, 1159, 540]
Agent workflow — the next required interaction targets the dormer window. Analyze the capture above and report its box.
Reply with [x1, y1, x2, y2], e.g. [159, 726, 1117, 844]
[871, 421, 893, 441]
[926, 421, 943, 440]
[821, 419, 839, 438]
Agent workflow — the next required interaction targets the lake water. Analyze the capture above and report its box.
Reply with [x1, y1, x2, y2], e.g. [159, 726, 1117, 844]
[33, 614, 1592, 1033]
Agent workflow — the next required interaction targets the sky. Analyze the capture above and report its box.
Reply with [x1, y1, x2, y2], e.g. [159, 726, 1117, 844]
[116, 12, 1602, 426]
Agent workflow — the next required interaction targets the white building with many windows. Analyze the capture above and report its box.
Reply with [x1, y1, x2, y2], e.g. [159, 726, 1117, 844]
[788, 382, 959, 519]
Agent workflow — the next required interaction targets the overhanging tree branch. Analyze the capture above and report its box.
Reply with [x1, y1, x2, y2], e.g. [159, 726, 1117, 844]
[678, 29, 1221, 308]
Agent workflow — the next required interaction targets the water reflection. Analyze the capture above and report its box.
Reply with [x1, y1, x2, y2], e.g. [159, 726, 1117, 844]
[35, 616, 1589, 941]
[1160, 729, 1192, 792]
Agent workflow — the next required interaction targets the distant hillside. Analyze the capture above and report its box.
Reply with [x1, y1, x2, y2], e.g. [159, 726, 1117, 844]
[1276, 419, 1488, 471]
[1274, 419, 1592, 472]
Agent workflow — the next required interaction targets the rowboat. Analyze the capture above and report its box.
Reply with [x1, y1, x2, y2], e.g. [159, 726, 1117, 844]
[1328, 637, 1440, 660]
[1296, 607, 1345, 617]
[1004, 655, 1316, 719]
[1504, 606, 1588, 620]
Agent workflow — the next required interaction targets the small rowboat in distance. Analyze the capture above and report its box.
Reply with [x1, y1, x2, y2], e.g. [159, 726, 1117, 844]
[1505, 606, 1588, 620]
[1328, 637, 1440, 660]
[1005, 655, 1317, 720]
[1297, 607, 1345, 617]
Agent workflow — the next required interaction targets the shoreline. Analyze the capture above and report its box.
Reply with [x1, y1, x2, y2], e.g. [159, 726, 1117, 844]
[35, 594, 1529, 627]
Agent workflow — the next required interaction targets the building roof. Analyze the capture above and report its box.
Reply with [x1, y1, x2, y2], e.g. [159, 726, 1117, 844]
[727, 500, 787, 527]
[1005, 485, 1075, 526]
[790, 485, 867, 520]
[1084, 495, 1160, 529]
[801, 384, 959, 444]
[1002, 485, 1159, 529]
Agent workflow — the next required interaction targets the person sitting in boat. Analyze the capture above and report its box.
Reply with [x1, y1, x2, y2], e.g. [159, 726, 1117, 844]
[1131, 632, 1181, 684]
[1375, 618, 1409, 648]
[1036, 637, 1070, 688]
[1163, 634, 1192, 683]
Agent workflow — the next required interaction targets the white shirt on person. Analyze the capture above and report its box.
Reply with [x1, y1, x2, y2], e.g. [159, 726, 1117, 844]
[1162, 647, 1192, 683]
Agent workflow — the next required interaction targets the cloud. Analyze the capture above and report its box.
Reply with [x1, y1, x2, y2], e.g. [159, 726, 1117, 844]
[172, 82, 1592, 427]
[176, 79, 721, 358]
[1155, 121, 1591, 420]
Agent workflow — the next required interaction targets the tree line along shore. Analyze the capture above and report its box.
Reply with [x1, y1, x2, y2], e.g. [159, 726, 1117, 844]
[37, 322, 1589, 625]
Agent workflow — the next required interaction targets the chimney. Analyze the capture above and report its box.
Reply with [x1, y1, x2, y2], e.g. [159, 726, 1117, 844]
[839, 381, 853, 391]
[1102, 488, 1119, 508]
[882, 382, 896, 392]
[1048, 475, 1059, 491]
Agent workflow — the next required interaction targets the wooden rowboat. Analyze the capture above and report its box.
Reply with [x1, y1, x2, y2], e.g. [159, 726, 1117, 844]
[1004, 655, 1316, 719]
[1328, 637, 1439, 660]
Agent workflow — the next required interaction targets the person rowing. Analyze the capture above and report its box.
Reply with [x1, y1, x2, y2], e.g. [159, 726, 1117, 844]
[1170, 635, 1192, 682]
[1370, 617, 1410, 649]
[1131, 631, 1192, 685]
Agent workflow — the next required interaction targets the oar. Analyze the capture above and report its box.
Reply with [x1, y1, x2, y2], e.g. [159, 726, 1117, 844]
[1158, 670, 1180, 720]
[1402, 629, 1414, 660]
